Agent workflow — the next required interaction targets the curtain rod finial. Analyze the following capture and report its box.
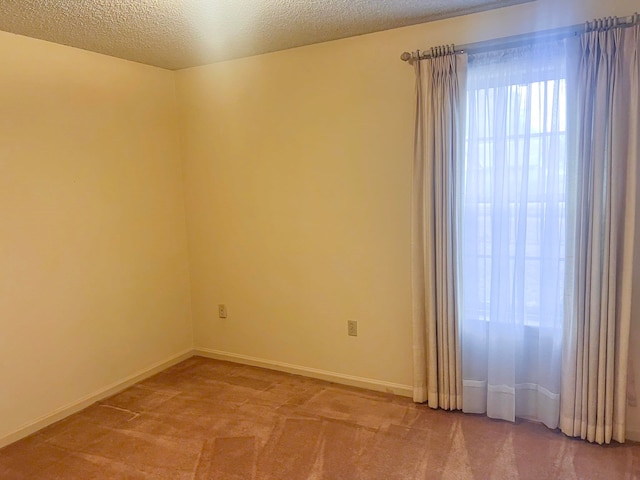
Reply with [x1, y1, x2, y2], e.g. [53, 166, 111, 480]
[400, 52, 412, 62]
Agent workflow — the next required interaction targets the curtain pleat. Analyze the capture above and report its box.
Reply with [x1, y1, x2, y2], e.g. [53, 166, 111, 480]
[561, 22, 639, 445]
[411, 50, 467, 409]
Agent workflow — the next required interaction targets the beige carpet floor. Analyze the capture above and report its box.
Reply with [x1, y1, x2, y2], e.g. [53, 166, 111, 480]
[1, 356, 639, 479]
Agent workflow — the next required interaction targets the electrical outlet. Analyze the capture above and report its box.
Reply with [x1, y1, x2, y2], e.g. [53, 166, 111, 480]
[347, 320, 358, 337]
[218, 304, 227, 318]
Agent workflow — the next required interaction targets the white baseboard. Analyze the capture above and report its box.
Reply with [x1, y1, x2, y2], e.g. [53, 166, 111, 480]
[194, 347, 413, 398]
[0, 348, 194, 449]
[626, 429, 640, 443]
[9, 347, 636, 445]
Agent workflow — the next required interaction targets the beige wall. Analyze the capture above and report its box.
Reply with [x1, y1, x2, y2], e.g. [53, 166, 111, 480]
[0, 32, 192, 443]
[176, 0, 640, 437]
[177, 30, 415, 388]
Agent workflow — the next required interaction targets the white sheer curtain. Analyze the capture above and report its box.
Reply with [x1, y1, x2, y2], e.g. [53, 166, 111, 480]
[460, 42, 570, 428]
[561, 19, 639, 445]
[412, 47, 466, 409]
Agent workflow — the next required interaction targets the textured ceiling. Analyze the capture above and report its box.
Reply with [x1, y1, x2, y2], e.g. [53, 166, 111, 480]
[0, 0, 532, 70]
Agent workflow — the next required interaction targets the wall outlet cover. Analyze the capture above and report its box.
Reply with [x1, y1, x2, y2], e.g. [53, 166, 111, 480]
[347, 320, 357, 336]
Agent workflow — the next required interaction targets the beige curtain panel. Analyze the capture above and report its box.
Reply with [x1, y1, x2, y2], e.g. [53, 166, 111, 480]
[560, 20, 640, 445]
[411, 47, 466, 409]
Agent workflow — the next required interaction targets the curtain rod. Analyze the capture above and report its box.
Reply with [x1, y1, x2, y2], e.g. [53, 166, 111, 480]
[400, 12, 639, 62]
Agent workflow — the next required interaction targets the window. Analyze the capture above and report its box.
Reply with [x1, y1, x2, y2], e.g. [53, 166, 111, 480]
[463, 76, 568, 328]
